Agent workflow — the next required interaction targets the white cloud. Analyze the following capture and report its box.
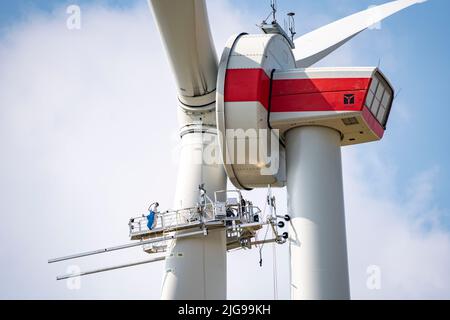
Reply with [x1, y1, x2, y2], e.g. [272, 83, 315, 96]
[0, 0, 448, 299]
[343, 148, 450, 299]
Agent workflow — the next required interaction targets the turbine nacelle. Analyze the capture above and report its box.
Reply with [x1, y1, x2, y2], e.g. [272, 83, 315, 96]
[269, 67, 394, 146]
[217, 34, 394, 190]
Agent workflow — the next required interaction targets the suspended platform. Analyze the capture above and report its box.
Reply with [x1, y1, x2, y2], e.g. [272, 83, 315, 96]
[128, 190, 265, 253]
[49, 188, 289, 280]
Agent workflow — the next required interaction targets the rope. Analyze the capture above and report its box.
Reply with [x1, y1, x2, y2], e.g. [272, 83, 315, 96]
[270, 188, 278, 300]
[273, 240, 278, 300]
[258, 223, 270, 267]
[257, 188, 270, 266]
[258, 187, 279, 299]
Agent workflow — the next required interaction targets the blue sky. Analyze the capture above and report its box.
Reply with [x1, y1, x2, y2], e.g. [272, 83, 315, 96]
[0, 0, 449, 299]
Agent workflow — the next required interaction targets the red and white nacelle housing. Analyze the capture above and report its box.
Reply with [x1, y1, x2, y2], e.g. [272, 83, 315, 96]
[216, 33, 394, 190]
[270, 67, 394, 144]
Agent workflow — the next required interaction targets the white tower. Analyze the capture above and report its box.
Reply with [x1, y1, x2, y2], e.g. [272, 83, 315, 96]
[286, 126, 349, 299]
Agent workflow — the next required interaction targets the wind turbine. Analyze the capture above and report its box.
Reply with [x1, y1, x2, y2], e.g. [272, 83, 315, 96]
[49, 0, 428, 300]
[149, 0, 427, 300]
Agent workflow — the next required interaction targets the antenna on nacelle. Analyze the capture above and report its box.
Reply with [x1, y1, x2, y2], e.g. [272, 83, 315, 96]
[262, 0, 277, 24]
[287, 12, 296, 43]
[260, 0, 295, 48]
[270, 0, 277, 23]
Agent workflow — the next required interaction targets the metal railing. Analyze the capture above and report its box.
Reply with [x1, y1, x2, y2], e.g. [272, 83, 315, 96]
[128, 190, 263, 240]
[128, 204, 217, 237]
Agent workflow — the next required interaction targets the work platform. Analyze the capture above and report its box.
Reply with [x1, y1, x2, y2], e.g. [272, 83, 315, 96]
[128, 190, 265, 253]
[49, 188, 289, 280]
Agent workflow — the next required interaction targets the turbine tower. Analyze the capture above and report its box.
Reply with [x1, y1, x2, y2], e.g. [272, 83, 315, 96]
[49, 0, 428, 301]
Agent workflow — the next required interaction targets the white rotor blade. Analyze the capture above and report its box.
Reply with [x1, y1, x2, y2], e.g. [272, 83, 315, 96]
[293, 0, 427, 67]
[149, 0, 218, 107]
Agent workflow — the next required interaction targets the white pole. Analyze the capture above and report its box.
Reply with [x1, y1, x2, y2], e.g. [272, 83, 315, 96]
[286, 126, 350, 300]
[57, 256, 166, 280]
[161, 130, 227, 300]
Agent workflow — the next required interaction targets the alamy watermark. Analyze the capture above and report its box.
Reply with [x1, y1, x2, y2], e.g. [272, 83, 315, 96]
[66, 265, 82, 290]
[366, 265, 382, 290]
[175, 122, 281, 176]
[66, 5, 81, 30]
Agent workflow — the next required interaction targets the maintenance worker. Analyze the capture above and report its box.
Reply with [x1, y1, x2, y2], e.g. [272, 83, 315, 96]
[226, 207, 235, 226]
[147, 202, 159, 230]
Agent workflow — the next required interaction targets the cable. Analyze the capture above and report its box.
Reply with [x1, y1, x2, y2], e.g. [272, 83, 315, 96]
[273, 239, 278, 300]
[267, 69, 286, 149]
[270, 189, 278, 300]
[258, 223, 270, 267]
[257, 191, 270, 267]
[258, 187, 277, 268]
